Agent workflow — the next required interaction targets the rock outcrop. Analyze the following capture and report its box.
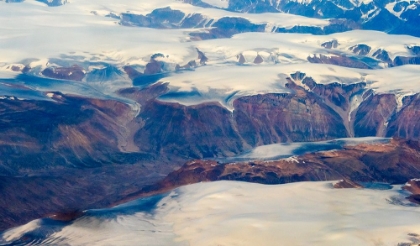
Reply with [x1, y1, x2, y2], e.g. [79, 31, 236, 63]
[41, 65, 85, 81]
[349, 44, 371, 56]
[122, 138, 420, 202]
[402, 179, 420, 204]
[307, 54, 371, 69]
[333, 179, 363, 189]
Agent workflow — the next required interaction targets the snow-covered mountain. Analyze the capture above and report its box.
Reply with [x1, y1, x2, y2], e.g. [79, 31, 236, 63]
[0, 0, 420, 239]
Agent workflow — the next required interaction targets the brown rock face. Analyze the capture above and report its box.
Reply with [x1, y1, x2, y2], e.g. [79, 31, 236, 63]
[387, 94, 420, 140]
[41, 65, 85, 81]
[354, 94, 397, 137]
[333, 179, 363, 189]
[144, 59, 163, 75]
[1, 74, 419, 230]
[134, 100, 244, 159]
[303, 78, 366, 112]
[302, 77, 366, 137]
[307, 54, 371, 69]
[0, 93, 174, 230]
[402, 179, 420, 205]
[403, 179, 420, 195]
[121, 139, 420, 202]
[233, 91, 348, 145]
[0, 93, 140, 174]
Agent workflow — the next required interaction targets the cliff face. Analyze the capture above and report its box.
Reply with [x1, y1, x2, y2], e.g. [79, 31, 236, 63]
[135, 100, 244, 159]
[1, 78, 419, 231]
[0, 92, 166, 231]
[0, 93, 143, 174]
[387, 94, 420, 140]
[354, 94, 397, 137]
[128, 81, 420, 159]
[233, 91, 347, 145]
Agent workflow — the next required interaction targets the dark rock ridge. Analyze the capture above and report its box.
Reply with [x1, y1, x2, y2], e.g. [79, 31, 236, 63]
[387, 94, 420, 140]
[190, 17, 266, 39]
[183, 0, 420, 37]
[85, 65, 125, 82]
[333, 179, 363, 189]
[0, 89, 179, 230]
[41, 65, 85, 81]
[119, 7, 211, 29]
[124, 78, 420, 159]
[25, 50, 208, 82]
[307, 54, 372, 69]
[354, 93, 397, 137]
[349, 44, 371, 56]
[110, 7, 360, 37]
[372, 49, 393, 64]
[0, 92, 147, 175]
[322, 40, 339, 49]
[120, 138, 420, 203]
[402, 179, 420, 205]
[14, 45, 420, 85]
[408, 45, 420, 56]
[232, 91, 347, 145]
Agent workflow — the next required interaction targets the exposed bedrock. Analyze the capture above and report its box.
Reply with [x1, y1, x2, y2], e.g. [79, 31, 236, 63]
[301, 77, 366, 137]
[129, 82, 420, 159]
[387, 94, 420, 140]
[0, 93, 147, 175]
[349, 44, 371, 56]
[41, 65, 85, 81]
[1, 82, 420, 230]
[131, 83, 349, 158]
[354, 94, 397, 137]
[403, 179, 420, 205]
[307, 54, 371, 69]
[232, 91, 348, 145]
[123, 139, 420, 202]
[134, 100, 244, 159]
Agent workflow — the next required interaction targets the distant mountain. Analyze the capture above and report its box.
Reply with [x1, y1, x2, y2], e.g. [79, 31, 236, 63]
[185, 0, 420, 36]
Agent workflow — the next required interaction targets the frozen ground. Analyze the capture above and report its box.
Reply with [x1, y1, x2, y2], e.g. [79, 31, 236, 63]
[1, 181, 419, 246]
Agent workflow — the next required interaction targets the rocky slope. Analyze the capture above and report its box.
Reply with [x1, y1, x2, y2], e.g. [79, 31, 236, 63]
[121, 138, 420, 202]
[1, 69, 419, 230]
[402, 179, 420, 204]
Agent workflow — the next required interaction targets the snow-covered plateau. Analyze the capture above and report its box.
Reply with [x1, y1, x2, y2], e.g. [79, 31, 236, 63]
[1, 1, 420, 106]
